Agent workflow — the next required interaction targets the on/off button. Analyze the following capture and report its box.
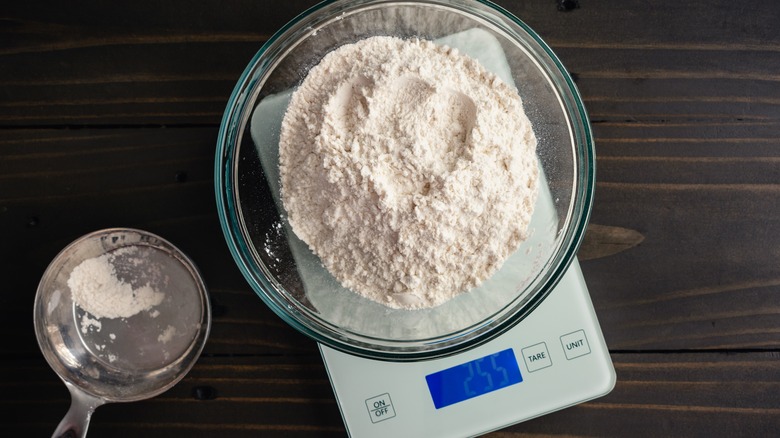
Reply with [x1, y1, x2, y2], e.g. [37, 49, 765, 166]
[365, 393, 396, 423]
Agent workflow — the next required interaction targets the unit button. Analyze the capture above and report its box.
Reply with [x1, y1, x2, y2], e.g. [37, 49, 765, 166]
[560, 329, 591, 360]
[521, 342, 552, 372]
[365, 393, 396, 423]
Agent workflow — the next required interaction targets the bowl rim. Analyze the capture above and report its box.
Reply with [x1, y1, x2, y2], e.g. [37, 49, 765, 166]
[215, 0, 595, 361]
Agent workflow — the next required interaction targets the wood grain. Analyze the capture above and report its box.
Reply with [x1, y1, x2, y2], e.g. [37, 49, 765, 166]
[5, 352, 779, 437]
[1, 0, 778, 125]
[2, 0, 780, 436]
[4, 120, 779, 357]
[579, 224, 645, 261]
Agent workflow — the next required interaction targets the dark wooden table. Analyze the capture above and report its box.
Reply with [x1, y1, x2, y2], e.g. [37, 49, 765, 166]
[3, 0, 779, 436]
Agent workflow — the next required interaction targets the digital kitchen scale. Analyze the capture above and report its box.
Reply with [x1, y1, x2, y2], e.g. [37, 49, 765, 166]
[319, 260, 615, 437]
[239, 24, 615, 438]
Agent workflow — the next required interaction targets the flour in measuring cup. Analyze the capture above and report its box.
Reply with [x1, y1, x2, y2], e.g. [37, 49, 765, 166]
[279, 36, 539, 309]
[67, 246, 165, 319]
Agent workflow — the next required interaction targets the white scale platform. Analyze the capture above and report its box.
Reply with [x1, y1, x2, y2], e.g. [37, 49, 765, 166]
[319, 260, 615, 438]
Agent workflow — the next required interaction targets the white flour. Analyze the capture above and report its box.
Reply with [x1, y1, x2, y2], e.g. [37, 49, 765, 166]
[279, 36, 538, 309]
[157, 325, 176, 343]
[79, 314, 102, 334]
[67, 248, 165, 319]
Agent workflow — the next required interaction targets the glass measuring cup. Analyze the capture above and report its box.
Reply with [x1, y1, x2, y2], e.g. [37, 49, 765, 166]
[33, 228, 211, 437]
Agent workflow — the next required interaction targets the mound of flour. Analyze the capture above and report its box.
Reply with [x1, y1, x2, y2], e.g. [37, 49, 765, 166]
[67, 247, 165, 319]
[279, 36, 538, 309]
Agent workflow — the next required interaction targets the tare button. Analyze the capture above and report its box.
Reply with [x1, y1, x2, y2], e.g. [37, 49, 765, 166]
[521, 342, 552, 372]
[365, 393, 396, 423]
[560, 329, 591, 360]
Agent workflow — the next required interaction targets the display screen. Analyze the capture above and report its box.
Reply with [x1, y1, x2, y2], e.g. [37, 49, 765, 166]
[425, 348, 523, 409]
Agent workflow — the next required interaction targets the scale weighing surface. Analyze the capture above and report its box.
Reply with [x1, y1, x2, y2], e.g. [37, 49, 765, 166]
[319, 260, 615, 437]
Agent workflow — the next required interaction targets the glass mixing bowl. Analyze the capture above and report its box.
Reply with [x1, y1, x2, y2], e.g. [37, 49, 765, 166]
[215, 0, 594, 361]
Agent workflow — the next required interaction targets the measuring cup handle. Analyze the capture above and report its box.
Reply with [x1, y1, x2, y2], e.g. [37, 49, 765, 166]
[52, 382, 105, 438]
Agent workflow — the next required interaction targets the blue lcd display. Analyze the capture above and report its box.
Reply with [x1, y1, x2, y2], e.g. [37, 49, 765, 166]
[425, 348, 523, 409]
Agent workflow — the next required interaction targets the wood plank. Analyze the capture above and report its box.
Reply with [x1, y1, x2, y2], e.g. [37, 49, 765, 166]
[0, 0, 320, 126]
[3, 125, 780, 359]
[593, 121, 780, 158]
[5, 352, 779, 437]
[593, 121, 780, 185]
[1, 1, 778, 125]
[584, 181, 780, 350]
[581, 119, 780, 350]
